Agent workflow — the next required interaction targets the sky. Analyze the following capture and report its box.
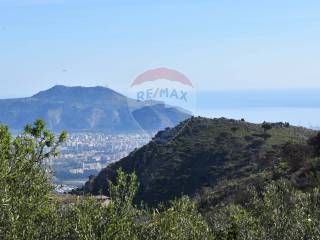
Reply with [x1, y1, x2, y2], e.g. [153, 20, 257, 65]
[0, 0, 320, 98]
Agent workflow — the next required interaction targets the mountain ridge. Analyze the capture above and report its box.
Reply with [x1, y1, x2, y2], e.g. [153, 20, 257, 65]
[0, 85, 190, 133]
[82, 117, 316, 207]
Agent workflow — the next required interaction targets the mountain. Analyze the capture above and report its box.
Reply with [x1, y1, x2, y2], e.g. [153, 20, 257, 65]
[82, 117, 316, 207]
[0, 85, 190, 133]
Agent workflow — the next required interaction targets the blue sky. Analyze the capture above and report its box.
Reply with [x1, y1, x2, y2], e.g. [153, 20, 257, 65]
[0, 0, 320, 98]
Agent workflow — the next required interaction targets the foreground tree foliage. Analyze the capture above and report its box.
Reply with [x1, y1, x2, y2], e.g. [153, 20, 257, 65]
[0, 120, 67, 239]
[0, 120, 213, 240]
[209, 180, 320, 240]
[1, 120, 320, 239]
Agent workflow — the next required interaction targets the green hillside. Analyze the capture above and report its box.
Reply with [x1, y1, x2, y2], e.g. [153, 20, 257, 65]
[83, 117, 316, 207]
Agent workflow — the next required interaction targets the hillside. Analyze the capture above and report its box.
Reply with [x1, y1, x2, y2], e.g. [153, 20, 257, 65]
[0, 85, 190, 133]
[83, 117, 316, 207]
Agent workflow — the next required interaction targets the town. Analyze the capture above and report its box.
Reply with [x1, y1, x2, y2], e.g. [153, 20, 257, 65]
[47, 132, 152, 189]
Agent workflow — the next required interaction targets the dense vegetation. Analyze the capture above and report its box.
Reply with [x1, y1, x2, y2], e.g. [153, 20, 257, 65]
[0, 120, 212, 239]
[83, 117, 316, 207]
[2, 119, 320, 239]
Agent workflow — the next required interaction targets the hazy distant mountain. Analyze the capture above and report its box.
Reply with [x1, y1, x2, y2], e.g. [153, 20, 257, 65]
[0, 85, 190, 133]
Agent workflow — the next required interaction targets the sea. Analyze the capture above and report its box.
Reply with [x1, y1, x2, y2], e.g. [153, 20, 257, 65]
[196, 107, 320, 130]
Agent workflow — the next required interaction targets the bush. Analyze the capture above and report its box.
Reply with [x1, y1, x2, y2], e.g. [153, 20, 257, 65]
[2, 120, 320, 239]
[209, 180, 320, 240]
[0, 121, 213, 240]
[0, 120, 67, 239]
